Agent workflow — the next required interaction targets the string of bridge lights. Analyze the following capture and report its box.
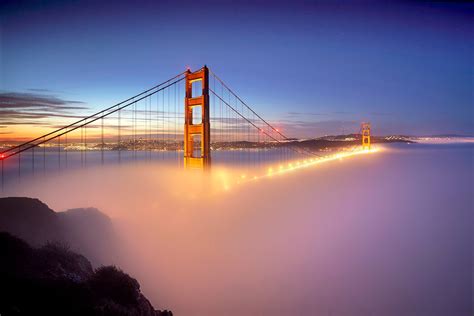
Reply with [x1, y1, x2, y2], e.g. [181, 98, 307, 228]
[224, 147, 380, 190]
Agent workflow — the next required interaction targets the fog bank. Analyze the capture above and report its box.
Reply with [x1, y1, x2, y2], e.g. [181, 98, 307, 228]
[4, 143, 472, 316]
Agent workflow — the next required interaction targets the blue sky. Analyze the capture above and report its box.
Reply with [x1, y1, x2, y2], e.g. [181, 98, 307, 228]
[1, 0, 472, 137]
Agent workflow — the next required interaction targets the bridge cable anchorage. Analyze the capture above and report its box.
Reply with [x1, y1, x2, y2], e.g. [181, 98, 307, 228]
[1, 75, 186, 161]
[0, 71, 188, 158]
[208, 70, 322, 158]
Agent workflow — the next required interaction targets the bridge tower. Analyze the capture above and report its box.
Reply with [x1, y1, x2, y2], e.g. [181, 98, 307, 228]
[184, 66, 211, 169]
[361, 122, 371, 150]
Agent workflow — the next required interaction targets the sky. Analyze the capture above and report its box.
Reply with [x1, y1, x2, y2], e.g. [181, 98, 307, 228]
[0, 0, 473, 139]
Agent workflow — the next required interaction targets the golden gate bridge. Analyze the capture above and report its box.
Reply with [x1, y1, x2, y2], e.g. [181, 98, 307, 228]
[0, 66, 372, 191]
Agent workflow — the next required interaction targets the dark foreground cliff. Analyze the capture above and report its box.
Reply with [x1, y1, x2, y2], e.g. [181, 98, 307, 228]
[0, 197, 172, 316]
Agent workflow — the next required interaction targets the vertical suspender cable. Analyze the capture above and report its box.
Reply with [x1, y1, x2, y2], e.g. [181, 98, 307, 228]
[32, 146, 35, 176]
[101, 116, 104, 165]
[43, 137, 46, 175]
[118, 107, 121, 164]
[65, 132, 68, 168]
[58, 136, 60, 171]
[82, 124, 86, 167]
[18, 151, 20, 183]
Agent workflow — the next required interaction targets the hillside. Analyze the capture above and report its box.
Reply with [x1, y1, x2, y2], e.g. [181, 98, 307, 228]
[0, 232, 172, 315]
[0, 197, 172, 315]
[0, 197, 117, 266]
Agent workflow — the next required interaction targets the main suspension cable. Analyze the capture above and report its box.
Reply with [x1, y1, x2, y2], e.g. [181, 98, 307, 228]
[3, 76, 185, 160]
[210, 88, 320, 158]
[1, 71, 188, 156]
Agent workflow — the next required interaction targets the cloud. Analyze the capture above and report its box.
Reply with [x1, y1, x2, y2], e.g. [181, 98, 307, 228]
[0, 92, 86, 110]
[27, 88, 55, 93]
[287, 111, 328, 116]
[286, 111, 355, 117]
[369, 111, 395, 116]
[0, 121, 46, 126]
[275, 119, 359, 137]
[0, 92, 88, 127]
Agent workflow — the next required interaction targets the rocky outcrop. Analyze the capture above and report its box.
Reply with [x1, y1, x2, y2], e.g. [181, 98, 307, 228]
[0, 232, 172, 316]
[0, 197, 173, 315]
[0, 197, 60, 246]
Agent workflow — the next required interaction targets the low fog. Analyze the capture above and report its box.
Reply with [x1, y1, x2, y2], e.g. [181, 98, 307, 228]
[3, 143, 472, 316]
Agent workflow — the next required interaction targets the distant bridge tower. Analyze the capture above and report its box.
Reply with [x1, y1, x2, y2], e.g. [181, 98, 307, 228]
[184, 66, 211, 169]
[361, 122, 371, 150]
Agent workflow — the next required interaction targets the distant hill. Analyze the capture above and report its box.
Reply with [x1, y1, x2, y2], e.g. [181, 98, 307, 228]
[282, 134, 413, 151]
[419, 134, 473, 138]
[0, 197, 116, 266]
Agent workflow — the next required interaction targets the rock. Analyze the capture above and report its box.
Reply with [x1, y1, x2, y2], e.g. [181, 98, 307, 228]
[0, 197, 60, 246]
[0, 197, 173, 315]
[0, 232, 172, 316]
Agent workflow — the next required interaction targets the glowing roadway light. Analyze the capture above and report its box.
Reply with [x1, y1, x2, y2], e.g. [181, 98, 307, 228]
[231, 147, 380, 190]
[246, 147, 381, 182]
[268, 167, 273, 176]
